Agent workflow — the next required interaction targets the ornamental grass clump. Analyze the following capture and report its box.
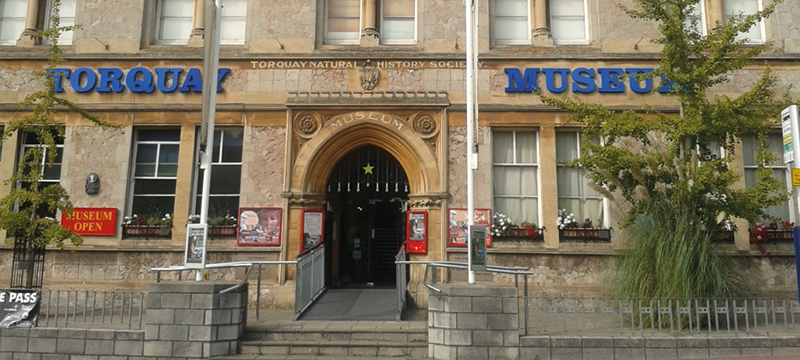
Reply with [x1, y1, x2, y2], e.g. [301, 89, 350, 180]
[613, 196, 749, 301]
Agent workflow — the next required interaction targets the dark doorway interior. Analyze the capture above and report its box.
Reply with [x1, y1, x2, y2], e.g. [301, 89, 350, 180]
[325, 145, 409, 288]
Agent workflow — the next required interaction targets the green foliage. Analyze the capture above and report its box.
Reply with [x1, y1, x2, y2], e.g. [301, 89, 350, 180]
[541, 0, 792, 229]
[613, 195, 749, 300]
[0, 0, 115, 249]
[539, 0, 793, 299]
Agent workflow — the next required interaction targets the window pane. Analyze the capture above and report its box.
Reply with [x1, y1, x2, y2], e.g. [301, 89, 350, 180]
[132, 196, 175, 217]
[0, 0, 26, 43]
[516, 131, 537, 164]
[493, 132, 514, 163]
[159, 0, 193, 42]
[493, 166, 537, 196]
[139, 129, 180, 142]
[495, 197, 538, 226]
[134, 179, 177, 195]
[219, 129, 244, 163]
[382, 19, 414, 41]
[495, 18, 528, 41]
[742, 135, 757, 166]
[557, 167, 582, 196]
[329, 0, 360, 17]
[550, 0, 586, 41]
[0, 129, 4, 160]
[158, 144, 180, 165]
[383, 0, 414, 17]
[558, 198, 603, 225]
[162, 0, 193, 15]
[195, 195, 240, 217]
[724, 0, 762, 42]
[327, 0, 360, 41]
[556, 132, 579, 161]
[210, 165, 242, 194]
[135, 144, 158, 176]
[221, 0, 246, 42]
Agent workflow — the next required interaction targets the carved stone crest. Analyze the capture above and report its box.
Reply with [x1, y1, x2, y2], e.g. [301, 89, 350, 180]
[359, 60, 380, 91]
[408, 199, 442, 209]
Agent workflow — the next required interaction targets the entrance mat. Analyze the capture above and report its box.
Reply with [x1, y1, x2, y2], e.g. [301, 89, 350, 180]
[299, 288, 398, 321]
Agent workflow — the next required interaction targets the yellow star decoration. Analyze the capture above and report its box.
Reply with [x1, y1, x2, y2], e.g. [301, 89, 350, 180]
[363, 163, 374, 174]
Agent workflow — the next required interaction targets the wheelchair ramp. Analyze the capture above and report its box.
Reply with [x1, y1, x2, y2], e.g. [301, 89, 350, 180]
[298, 288, 398, 321]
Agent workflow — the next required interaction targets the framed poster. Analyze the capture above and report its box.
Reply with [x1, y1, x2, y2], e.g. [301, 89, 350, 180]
[300, 210, 324, 252]
[406, 211, 427, 254]
[470, 225, 487, 272]
[448, 208, 492, 247]
[184, 224, 208, 269]
[237, 207, 282, 246]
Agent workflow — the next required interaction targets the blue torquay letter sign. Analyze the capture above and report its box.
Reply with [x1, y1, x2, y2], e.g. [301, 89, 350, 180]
[49, 67, 232, 94]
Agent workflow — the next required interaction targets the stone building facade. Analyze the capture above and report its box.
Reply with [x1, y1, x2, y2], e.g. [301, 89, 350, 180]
[0, 0, 799, 307]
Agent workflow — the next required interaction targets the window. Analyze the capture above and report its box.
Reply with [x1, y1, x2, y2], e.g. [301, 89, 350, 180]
[19, 130, 64, 187]
[0, 129, 4, 161]
[724, 0, 764, 43]
[380, 0, 415, 44]
[550, 0, 587, 44]
[684, 0, 707, 36]
[324, 0, 361, 44]
[556, 132, 605, 227]
[492, 130, 539, 226]
[157, 0, 193, 44]
[17, 130, 64, 218]
[192, 128, 243, 217]
[44, 0, 77, 45]
[130, 129, 180, 217]
[493, 0, 530, 45]
[743, 133, 791, 222]
[0, 0, 27, 45]
[220, 0, 246, 44]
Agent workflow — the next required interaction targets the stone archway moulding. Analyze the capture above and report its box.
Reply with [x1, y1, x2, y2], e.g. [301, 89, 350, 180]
[290, 111, 442, 197]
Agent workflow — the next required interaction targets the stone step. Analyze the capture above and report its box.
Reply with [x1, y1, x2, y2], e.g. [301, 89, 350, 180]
[220, 355, 433, 360]
[239, 339, 429, 358]
[243, 329, 428, 343]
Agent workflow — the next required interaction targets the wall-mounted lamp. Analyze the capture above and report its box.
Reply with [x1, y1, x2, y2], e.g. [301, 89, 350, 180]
[85, 173, 100, 195]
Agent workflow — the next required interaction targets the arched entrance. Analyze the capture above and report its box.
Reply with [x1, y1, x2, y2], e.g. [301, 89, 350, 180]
[325, 145, 409, 287]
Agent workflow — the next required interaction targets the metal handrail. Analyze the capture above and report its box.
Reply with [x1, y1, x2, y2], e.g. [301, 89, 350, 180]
[395, 243, 407, 321]
[294, 244, 326, 320]
[395, 260, 535, 334]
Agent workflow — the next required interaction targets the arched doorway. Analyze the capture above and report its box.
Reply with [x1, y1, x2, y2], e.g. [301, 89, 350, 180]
[325, 145, 409, 287]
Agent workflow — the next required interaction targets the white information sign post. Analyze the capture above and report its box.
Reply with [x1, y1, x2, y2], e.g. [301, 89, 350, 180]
[781, 105, 800, 302]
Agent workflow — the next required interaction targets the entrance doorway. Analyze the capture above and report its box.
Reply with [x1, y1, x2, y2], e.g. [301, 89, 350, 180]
[325, 145, 409, 288]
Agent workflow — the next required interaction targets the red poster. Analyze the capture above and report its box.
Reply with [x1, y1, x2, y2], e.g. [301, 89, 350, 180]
[406, 211, 427, 254]
[447, 208, 492, 247]
[61, 208, 118, 236]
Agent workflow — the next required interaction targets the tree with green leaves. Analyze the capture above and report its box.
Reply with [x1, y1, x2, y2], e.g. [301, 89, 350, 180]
[540, 0, 792, 300]
[0, 0, 114, 252]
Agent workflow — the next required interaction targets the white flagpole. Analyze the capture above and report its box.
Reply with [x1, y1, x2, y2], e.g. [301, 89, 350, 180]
[465, 0, 479, 284]
[197, 0, 222, 281]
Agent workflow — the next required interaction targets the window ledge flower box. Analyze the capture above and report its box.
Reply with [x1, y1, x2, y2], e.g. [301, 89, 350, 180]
[494, 227, 544, 242]
[208, 225, 237, 239]
[767, 230, 794, 243]
[121, 225, 172, 239]
[559, 228, 611, 243]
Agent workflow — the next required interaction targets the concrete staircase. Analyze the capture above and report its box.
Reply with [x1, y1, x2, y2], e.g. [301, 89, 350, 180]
[217, 309, 431, 359]
[235, 323, 429, 358]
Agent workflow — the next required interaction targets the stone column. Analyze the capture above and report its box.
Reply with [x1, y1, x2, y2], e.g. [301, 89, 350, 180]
[532, 0, 552, 46]
[188, 0, 206, 47]
[16, 0, 40, 47]
[538, 124, 558, 249]
[428, 284, 519, 360]
[144, 282, 248, 359]
[361, 0, 379, 47]
[706, 0, 725, 32]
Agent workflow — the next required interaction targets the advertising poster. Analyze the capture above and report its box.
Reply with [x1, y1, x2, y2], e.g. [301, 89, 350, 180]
[0, 289, 41, 328]
[470, 225, 487, 272]
[301, 210, 324, 252]
[237, 207, 282, 246]
[184, 224, 208, 269]
[448, 208, 492, 247]
[406, 211, 427, 254]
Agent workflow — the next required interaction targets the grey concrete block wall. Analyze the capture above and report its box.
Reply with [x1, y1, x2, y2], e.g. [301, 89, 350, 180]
[0, 281, 247, 360]
[428, 284, 520, 360]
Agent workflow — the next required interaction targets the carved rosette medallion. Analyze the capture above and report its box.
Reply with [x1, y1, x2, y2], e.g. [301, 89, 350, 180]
[408, 199, 442, 209]
[294, 112, 322, 139]
[411, 112, 439, 139]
